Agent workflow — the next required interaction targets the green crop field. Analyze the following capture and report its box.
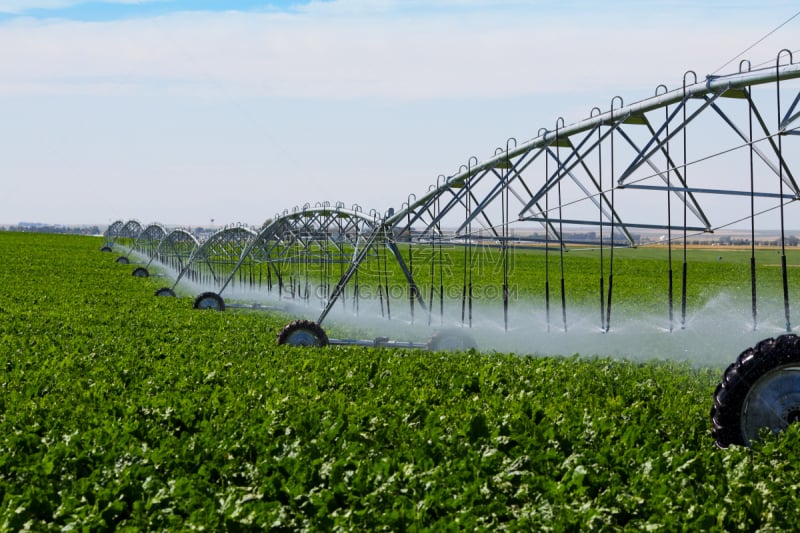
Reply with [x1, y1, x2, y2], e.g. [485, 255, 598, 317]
[2, 232, 799, 530]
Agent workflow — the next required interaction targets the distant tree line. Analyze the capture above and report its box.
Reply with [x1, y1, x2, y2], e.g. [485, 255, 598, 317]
[0, 223, 102, 236]
[678, 236, 800, 247]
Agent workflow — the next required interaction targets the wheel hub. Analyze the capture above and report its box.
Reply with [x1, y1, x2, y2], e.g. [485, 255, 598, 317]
[286, 330, 319, 346]
[741, 364, 800, 445]
[198, 299, 220, 310]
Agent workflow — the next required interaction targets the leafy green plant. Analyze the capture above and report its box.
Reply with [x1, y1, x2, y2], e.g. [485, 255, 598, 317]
[1, 232, 799, 530]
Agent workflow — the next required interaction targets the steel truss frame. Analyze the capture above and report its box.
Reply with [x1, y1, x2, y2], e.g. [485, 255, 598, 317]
[134, 223, 168, 258]
[154, 229, 200, 273]
[103, 219, 143, 250]
[157, 203, 399, 309]
[312, 53, 800, 335]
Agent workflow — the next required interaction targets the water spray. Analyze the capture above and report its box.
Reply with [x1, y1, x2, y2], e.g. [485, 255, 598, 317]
[106, 51, 800, 448]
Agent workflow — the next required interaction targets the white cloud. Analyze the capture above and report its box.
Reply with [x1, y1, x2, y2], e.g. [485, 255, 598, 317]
[0, 0, 798, 226]
[0, 2, 794, 102]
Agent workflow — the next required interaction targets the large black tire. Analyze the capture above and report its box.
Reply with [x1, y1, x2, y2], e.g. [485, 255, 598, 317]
[132, 267, 149, 278]
[193, 292, 225, 311]
[277, 319, 329, 347]
[711, 334, 800, 448]
[155, 287, 177, 297]
[425, 328, 478, 352]
[115, 256, 130, 264]
[100, 246, 112, 252]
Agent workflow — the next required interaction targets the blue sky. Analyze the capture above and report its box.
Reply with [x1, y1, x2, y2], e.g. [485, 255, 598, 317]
[0, 0, 798, 226]
[0, 1, 317, 21]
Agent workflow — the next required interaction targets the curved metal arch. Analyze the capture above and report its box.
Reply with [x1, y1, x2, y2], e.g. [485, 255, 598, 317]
[196, 225, 257, 257]
[140, 223, 168, 240]
[102, 219, 125, 248]
[158, 228, 200, 255]
[312, 54, 800, 330]
[155, 228, 200, 274]
[273, 205, 378, 246]
[171, 225, 258, 288]
[215, 204, 382, 299]
[104, 220, 125, 239]
[133, 223, 168, 258]
[119, 219, 144, 239]
[110, 219, 145, 254]
[388, 60, 800, 247]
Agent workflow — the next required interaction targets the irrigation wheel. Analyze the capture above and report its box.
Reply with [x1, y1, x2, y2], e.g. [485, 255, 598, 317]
[277, 320, 329, 347]
[155, 287, 176, 297]
[132, 267, 149, 278]
[100, 246, 112, 252]
[115, 256, 130, 264]
[425, 328, 478, 352]
[711, 334, 800, 448]
[193, 292, 225, 311]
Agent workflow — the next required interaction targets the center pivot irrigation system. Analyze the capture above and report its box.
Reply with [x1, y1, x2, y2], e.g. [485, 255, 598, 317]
[104, 51, 800, 448]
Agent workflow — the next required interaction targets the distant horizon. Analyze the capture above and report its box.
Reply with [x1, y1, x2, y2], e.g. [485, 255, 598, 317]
[7, 220, 800, 238]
